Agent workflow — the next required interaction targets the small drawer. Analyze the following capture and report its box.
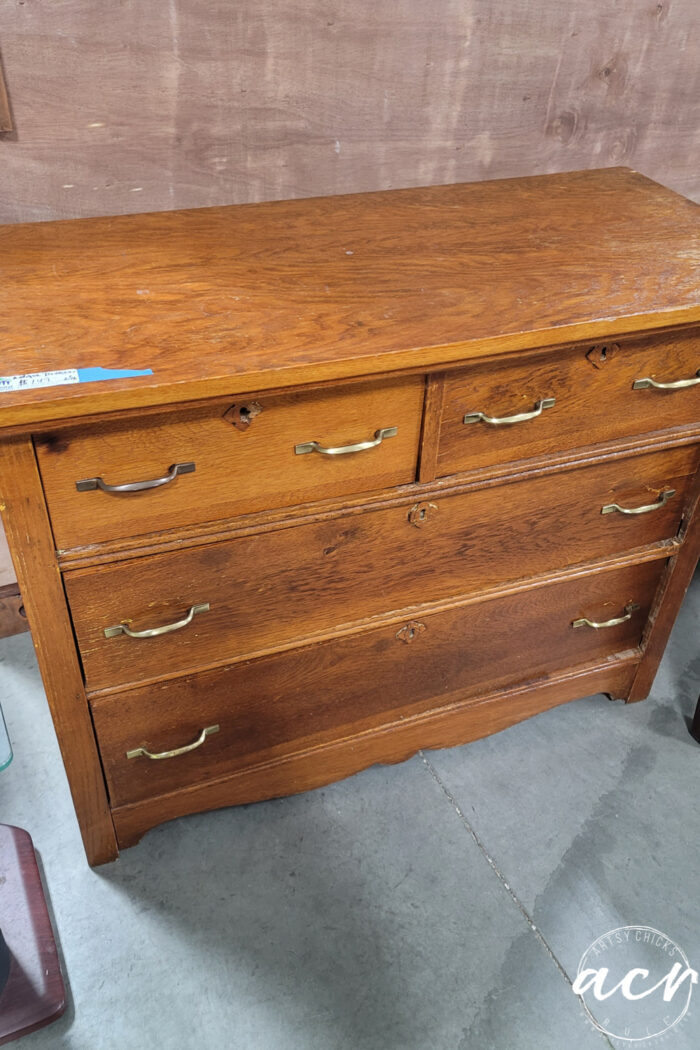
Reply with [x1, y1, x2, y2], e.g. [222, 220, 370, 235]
[35, 375, 425, 549]
[64, 443, 695, 693]
[91, 558, 665, 808]
[437, 328, 700, 478]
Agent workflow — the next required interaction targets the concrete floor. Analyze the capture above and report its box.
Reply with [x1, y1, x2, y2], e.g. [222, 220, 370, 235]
[0, 572, 698, 1050]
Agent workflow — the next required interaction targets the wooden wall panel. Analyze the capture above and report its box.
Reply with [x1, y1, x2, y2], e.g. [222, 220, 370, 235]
[0, 0, 698, 225]
[0, 0, 698, 582]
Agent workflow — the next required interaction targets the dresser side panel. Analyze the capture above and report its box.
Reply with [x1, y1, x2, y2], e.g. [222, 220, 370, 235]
[0, 437, 117, 865]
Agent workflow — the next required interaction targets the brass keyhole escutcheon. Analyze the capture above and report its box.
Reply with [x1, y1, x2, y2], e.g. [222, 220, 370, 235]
[223, 402, 263, 430]
[396, 621, 426, 644]
[408, 502, 438, 528]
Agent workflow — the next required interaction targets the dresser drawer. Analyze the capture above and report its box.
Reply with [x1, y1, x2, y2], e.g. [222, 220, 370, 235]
[65, 443, 694, 692]
[91, 558, 664, 807]
[35, 376, 425, 549]
[437, 329, 700, 478]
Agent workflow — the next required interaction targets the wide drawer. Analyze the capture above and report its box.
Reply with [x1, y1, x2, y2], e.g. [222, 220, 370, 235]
[437, 328, 700, 478]
[65, 443, 696, 692]
[35, 375, 425, 549]
[92, 558, 665, 807]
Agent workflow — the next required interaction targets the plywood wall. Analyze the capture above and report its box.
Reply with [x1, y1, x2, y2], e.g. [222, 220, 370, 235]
[0, 0, 698, 226]
[0, 0, 698, 582]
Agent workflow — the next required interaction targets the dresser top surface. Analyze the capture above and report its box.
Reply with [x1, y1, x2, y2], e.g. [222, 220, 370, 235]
[1, 166, 699, 427]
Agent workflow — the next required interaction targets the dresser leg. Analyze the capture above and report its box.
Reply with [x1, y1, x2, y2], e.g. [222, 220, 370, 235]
[0, 438, 118, 866]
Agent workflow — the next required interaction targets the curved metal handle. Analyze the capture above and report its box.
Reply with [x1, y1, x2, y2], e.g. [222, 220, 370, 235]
[295, 426, 397, 456]
[601, 488, 676, 516]
[633, 370, 700, 391]
[76, 461, 195, 493]
[463, 398, 555, 426]
[104, 602, 210, 639]
[572, 602, 640, 630]
[126, 724, 219, 761]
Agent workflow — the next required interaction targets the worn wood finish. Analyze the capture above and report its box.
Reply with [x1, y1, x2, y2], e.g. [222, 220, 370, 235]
[57, 425, 700, 571]
[92, 558, 664, 808]
[112, 656, 640, 850]
[0, 826, 66, 1046]
[437, 328, 700, 479]
[35, 376, 424, 549]
[0, 173, 698, 863]
[65, 445, 694, 693]
[0, 440, 117, 865]
[1, 170, 700, 429]
[1, 0, 699, 225]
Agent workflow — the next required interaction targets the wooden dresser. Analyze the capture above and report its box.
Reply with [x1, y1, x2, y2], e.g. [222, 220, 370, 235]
[1, 168, 698, 866]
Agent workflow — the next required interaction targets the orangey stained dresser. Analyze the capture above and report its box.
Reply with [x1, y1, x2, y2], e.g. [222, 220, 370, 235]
[1, 168, 699, 866]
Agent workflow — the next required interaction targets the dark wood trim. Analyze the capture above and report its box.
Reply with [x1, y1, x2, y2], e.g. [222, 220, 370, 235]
[417, 372, 445, 483]
[0, 825, 66, 1045]
[0, 439, 118, 865]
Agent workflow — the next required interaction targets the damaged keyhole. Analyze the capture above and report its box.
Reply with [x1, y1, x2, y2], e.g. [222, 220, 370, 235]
[396, 620, 426, 644]
[223, 401, 263, 430]
[408, 501, 438, 528]
[586, 343, 619, 369]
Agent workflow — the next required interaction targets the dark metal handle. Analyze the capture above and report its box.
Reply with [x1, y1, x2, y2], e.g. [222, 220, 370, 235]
[76, 461, 195, 493]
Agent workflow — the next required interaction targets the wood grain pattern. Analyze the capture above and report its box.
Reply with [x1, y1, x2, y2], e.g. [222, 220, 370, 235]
[92, 558, 663, 808]
[57, 424, 700, 571]
[1, 170, 699, 429]
[35, 376, 424, 549]
[0, 826, 66, 1045]
[111, 656, 640, 850]
[0, 173, 698, 864]
[0, 0, 698, 223]
[437, 328, 700, 477]
[64, 445, 694, 692]
[0, 439, 117, 865]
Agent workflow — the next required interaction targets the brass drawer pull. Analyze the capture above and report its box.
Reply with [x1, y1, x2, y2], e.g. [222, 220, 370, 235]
[601, 488, 675, 516]
[126, 724, 220, 761]
[295, 426, 397, 456]
[633, 370, 700, 390]
[572, 602, 640, 630]
[463, 397, 555, 426]
[76, 461, 195, 493]
[104, 602, 210, 639]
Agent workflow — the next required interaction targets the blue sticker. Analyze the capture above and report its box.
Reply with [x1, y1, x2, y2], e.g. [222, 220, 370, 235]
[0, 366, 153, 393]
